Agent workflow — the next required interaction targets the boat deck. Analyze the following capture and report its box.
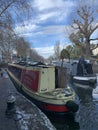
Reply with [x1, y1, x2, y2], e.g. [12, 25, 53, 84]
[40, 88, 74, 99]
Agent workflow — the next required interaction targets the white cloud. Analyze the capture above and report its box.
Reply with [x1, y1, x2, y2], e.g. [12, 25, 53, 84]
[32, 0, 76, 23]
[13, 0, 80, 58]
[38, 25, 66, 35]
[34, 43, 70, 58]
[33, 0, 75, 11]
[34, 46, 54, 58]
[15, 24, 38, 34]
[14, 0, 76, 37]
[33, 0, 55, 11]
[15, 23, 73, 39]
[38, 11, 58, 21]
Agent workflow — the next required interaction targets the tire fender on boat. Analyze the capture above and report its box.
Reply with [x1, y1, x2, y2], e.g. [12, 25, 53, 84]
[66, 100, 79, 113]
[89, 79, 97, 87]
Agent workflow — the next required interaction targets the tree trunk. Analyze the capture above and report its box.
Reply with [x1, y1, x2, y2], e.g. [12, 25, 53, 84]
[86, 38, 91, 58]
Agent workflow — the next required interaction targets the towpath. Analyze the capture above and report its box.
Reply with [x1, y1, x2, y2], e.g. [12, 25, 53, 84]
[0, 69, 56, 130]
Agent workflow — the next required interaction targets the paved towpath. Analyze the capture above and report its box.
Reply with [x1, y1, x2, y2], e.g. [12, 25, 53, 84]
[0, 69, 19, 130]
[0, 69, 56, 130]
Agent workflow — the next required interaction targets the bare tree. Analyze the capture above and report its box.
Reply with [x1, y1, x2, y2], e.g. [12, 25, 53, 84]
[69, 31, 86, 56]
[54, 41, 60, 60]
[0, 0, 45, 62]
[0, 22, 16, 62]
[0, 0, 32, 62]
[15, 37, 29, 58]
[0, 0, 31, 17]
[0, 0, 31, 30]
[30, 49, 44, 62]
[70, 4, 98, 58]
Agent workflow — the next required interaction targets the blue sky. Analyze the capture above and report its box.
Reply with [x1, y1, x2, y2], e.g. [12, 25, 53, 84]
[14, 0, 98, 58]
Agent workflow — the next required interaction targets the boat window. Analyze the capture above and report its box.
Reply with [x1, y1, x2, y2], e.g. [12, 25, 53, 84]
[8, 65, 22, 80]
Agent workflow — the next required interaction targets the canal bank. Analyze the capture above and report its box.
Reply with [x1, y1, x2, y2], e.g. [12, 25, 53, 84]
[0, 69, 56, 130]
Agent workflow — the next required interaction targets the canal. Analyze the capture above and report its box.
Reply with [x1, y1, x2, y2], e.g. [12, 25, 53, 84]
[4, 68, 98, 130]
[50, 75, 98, 130]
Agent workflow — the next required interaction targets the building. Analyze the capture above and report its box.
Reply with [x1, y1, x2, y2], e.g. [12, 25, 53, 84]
[92, 47, 98, 56]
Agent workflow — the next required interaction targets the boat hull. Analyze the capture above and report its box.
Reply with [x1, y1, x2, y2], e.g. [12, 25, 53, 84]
[7, 63, 78, 118]
[9, 74, 78, 120]
[69, 74, 97, 100]
[73, 75, 97, 89]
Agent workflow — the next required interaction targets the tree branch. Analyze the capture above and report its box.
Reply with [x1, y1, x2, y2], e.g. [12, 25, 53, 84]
[90, 24, 98, 35]
[90, 38, 98, 41]
[0, 0, 16, 17]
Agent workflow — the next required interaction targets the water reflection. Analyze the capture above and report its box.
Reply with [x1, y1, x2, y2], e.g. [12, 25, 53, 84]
[49, 106, 80, 130]
[76, 100, 98, 130]
[51, 97, 98, 130]
[51, 84, 98, 130]
[53, 122, 79, 130]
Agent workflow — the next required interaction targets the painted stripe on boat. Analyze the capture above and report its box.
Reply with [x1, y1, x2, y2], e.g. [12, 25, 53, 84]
[41, 104, 69, 112]
[73, 83, 92, 89]
[73, 76, 96, 81]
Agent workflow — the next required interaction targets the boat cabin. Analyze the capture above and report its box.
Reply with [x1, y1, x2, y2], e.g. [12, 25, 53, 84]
[71, 60, 93, 76]
[8, 63, 67, 93]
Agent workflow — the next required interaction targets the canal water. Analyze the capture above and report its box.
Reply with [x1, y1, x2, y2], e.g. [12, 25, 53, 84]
[5, 68, 98, 130]
[50, 75, 98, 130]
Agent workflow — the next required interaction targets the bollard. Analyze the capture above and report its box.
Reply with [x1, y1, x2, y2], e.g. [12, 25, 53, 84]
[1, 72, 3, 77]
[7, 95, 16, 110]
[6, 95, 16, 117]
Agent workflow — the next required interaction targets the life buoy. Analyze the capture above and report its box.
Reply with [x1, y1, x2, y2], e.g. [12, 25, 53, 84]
[66, 100, 79, 112]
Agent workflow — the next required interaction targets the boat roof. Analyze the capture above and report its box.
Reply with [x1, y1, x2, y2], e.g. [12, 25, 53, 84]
[8, 61, 55, 69]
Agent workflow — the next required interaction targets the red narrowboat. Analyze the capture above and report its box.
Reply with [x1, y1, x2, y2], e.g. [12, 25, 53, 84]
[7, 62, 78, 119]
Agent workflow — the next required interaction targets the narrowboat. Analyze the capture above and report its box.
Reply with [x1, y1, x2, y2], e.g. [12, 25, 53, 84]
[71, 75, 97, 89]
[70, 60, 97, 88]
[69, 61, 97, 100]
[7, 61, 78, 119]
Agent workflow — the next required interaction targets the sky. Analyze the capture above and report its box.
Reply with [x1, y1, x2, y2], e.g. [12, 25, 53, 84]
[14, 0, 98, 58]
